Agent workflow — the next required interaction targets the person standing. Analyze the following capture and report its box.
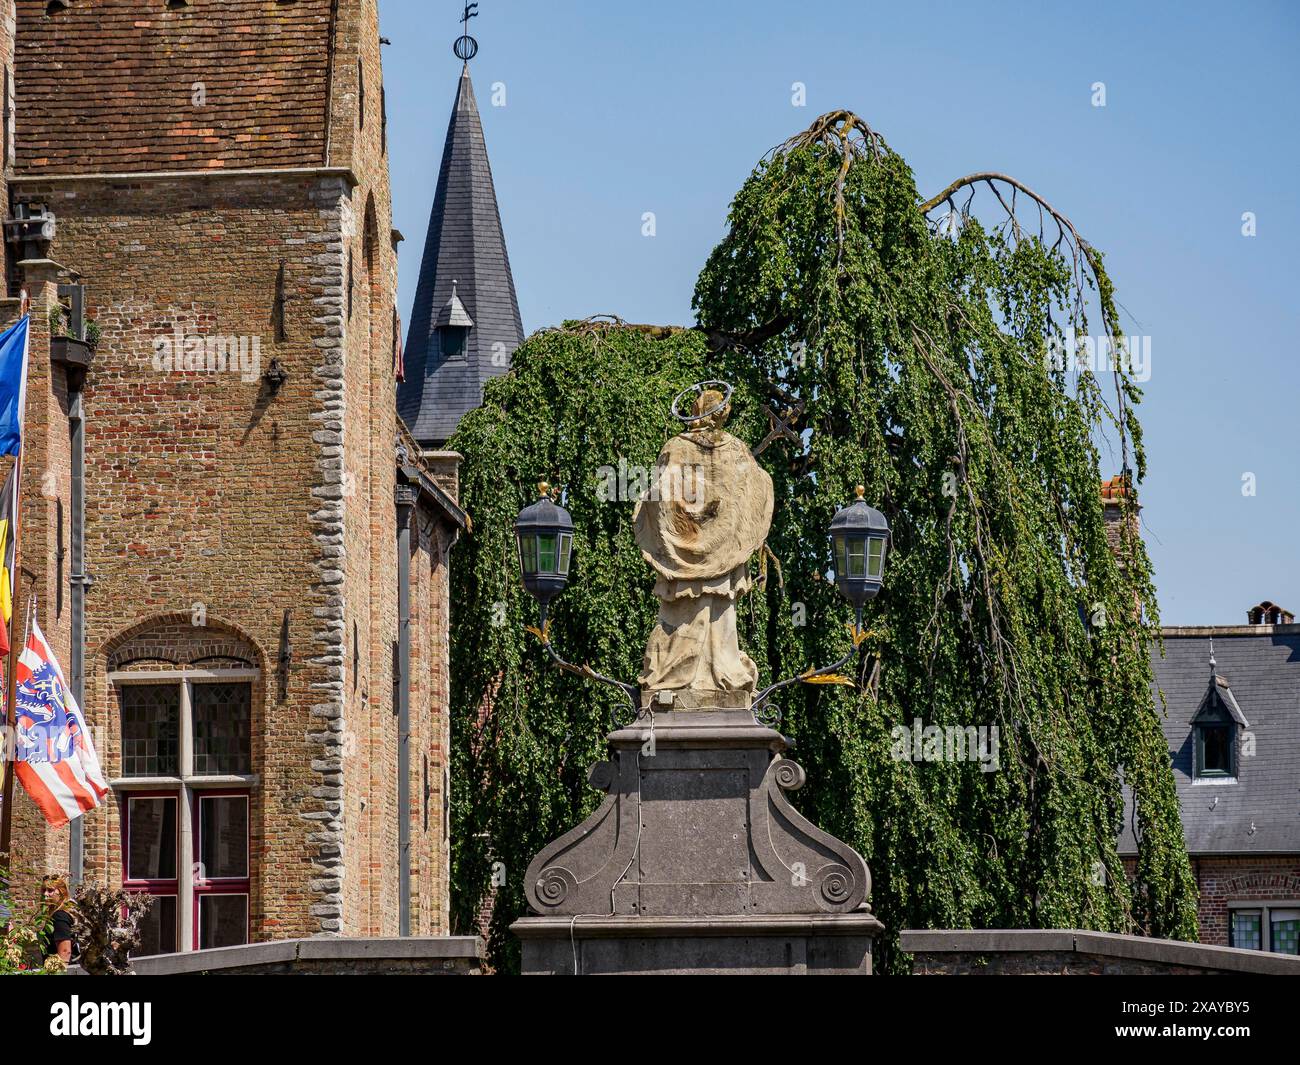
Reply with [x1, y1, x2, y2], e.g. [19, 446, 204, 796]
[38, 875, 76, 966]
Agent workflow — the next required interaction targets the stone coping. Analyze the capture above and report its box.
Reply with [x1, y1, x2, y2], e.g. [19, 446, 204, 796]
[124, 936, 483, 975]
[1161, 624, 1300, 637]
[513, 913, 885, 939]
[607, 708, 788, 749]
[900, 928, 1300, 974]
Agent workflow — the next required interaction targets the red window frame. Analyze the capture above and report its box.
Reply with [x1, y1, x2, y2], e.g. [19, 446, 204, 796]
[192, 789, 250, 950]
[120, 789, 180, 955]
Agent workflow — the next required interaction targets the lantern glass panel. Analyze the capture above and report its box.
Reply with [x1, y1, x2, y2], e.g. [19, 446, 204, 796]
[558, 533, 572, 576]
[847, 539, 866, 578]
[867, 538, 885, 579]
[537, 533, 558, 573]
[518, 535, 537, 575]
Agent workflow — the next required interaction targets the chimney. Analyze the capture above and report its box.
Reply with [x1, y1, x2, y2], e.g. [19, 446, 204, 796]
[1247, 601, 1295, 626]
[1100, 471, 1140, 558]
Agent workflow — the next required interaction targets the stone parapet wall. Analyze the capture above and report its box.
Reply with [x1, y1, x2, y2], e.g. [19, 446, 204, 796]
[121, 936, 482, 976]
[902, 929, 1300, 975]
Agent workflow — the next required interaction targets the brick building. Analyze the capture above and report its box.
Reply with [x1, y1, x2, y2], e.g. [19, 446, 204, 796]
[1120, 602, 1300, 953]
[0, 0, 474, 954]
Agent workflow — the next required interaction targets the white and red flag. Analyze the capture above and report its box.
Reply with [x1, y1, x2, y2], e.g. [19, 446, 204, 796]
[12, 617, 107, 827]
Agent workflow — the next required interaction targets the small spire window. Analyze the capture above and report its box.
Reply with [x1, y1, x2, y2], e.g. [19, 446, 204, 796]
[435, 280, 473, 362]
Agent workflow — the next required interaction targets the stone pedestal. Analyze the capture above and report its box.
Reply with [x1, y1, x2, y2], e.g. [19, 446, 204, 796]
[511, 710, 882, 974]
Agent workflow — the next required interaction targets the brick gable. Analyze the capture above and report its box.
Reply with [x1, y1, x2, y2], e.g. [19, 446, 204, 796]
[15, 0, 333, 174]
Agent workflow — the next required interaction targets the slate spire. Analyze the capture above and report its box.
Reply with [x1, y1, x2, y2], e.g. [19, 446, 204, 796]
[399, 62, 523, 446]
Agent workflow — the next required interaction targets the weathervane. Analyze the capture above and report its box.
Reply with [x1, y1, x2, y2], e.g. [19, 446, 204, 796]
[454, 2, 479, 62]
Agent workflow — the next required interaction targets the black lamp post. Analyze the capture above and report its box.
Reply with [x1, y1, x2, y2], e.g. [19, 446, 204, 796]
[514, 481, 638, 720]
[829, 484, 890, 629]
[752, 485, 890, 723]
[514, 481, 573, 625]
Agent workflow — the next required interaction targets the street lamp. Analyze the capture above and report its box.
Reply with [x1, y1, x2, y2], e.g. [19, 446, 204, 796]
[514, 481, 573, 624]
[829, 485, 890, 624]
[514, 481, 638, 721]
[752, 484, 891, 722]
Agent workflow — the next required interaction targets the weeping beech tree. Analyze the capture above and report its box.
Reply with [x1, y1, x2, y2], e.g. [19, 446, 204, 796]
[448, 111, 1198, 972]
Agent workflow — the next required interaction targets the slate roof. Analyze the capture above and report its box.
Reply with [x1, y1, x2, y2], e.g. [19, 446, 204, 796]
[14, 0, 332, 173]
[398, 65, 522, 447]
[1120, 625, 1300, 856]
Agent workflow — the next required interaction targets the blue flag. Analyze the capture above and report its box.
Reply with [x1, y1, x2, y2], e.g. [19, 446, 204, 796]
[0, 316, 30, 456]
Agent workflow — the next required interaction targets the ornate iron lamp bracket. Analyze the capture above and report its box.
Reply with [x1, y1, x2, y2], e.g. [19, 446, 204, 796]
[526, 613, 641, 729]
[752, 608, 873, 727]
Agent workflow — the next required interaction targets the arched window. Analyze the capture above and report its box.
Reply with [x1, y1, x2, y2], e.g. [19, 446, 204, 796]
[105, 618, 262, 955]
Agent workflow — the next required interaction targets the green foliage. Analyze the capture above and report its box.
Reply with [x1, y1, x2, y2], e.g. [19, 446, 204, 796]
[449, 114, 1198, 972]
[0, 870, 63, 975]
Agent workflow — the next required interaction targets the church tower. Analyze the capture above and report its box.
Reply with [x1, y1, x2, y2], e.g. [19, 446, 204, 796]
[399, 30, 522, 448]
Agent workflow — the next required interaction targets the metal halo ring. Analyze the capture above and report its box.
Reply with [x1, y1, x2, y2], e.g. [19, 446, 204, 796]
[671, 379, 734, 424]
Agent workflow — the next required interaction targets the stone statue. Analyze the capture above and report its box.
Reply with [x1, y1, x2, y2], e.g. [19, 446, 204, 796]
[633, 388, 773, 710]
[515, 382, 879, 974]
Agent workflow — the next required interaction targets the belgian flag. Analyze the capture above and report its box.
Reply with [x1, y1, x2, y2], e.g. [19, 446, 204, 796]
[0, 462, 14, 656]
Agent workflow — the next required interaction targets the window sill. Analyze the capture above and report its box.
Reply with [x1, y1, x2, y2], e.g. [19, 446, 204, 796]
[1190, 775, 1238, 785]
[110, 775, 259, 791]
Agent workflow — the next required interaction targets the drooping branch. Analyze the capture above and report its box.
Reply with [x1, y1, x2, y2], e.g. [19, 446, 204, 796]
[921, 171, 1103, 290]
[921, 171, 1135, 479]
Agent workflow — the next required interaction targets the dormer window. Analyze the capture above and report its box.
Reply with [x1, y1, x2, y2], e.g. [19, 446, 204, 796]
[435, 280, 473, 363]
[1194, 711, 1234, 777]
[1191, 653, 1249, 781]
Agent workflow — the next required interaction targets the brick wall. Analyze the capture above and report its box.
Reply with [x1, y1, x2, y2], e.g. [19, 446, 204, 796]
[126, 935, 482, 975]
[14, 0, 333, 173]
[1121, 853, 1300, 947]
[405, 451, 459, 934]
[1190, 855, 1300, 947]
[9, 169, 358, 939]
[0, 0, 13, 287]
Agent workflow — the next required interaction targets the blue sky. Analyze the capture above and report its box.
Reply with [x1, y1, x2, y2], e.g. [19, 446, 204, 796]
[380, 0, 1299, 626]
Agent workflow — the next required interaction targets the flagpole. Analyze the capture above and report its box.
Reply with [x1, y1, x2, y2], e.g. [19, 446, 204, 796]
[0, 317, 29, 868]
[0, 462, 25, 866]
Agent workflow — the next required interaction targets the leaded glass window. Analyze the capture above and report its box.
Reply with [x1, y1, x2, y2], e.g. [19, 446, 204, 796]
[121, 685, 180, 777]
[1271, 910, 1300, 955]
[192, 683, 252, 776]
[1229, 909, 1261, 951]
